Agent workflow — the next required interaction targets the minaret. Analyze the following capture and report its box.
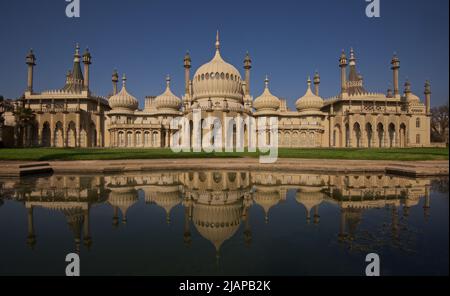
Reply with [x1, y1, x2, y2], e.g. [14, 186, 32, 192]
[313, 71, 320, 96]
[339, 50, 348, 98]
[391, 53, 400, 98]
[26, 49, 36, 94]
[404, 80, 411, 98]
[82, 48, 92, 92]
[243, 52, 252, 96]
[424, 80, 431, 114]
[183, 51, 191, 95]
[112, 69, 119, 95]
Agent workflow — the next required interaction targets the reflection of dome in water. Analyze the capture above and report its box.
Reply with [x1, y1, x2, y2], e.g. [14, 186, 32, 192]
[108, 188, 138, 222]
[146, 187, 181, 223]
[253, 186, 280, 222]
[192, 200, 243, 251]
[295, 187, 324, 212]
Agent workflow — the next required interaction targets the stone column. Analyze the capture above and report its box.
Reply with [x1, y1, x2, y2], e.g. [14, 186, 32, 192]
[50, 113, 55, 147]
[96, 114, 101, 147]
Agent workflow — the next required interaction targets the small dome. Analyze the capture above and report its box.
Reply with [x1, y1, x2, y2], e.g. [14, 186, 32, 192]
[406, 92, 421, 103]
[404, 80, 421, 104]
[154, 75, 181, 111]
[296, 77, 324, 111]
[253, 76, 280, 111]
[192, 32, 243, 101]
[109, 74, 139, 112]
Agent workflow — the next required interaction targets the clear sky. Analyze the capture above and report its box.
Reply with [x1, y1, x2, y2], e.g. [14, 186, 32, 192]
[0, 0, 448, 109]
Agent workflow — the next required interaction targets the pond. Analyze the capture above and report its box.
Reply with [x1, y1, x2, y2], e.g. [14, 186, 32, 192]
[0, 171, 448, 276]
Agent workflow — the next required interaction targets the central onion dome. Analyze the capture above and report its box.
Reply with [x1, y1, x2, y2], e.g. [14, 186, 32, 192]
[193, 199, 243, 252]
[109, 74, 139, 113]
[192, 31, 243, 101]
[154, 75, 181, 111]
[253, 76, 280, 111]
[295, 77, 324, 112]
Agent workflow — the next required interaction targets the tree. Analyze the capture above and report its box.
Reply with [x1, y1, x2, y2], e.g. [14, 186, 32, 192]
[13, 98, 36, 147]
[431, 104, 449, 144]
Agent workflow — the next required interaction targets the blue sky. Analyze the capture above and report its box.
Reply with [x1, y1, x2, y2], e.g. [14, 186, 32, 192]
[0, 0, 448, 109]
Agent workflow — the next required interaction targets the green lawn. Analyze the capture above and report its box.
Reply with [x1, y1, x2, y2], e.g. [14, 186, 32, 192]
[0, 147, 448, 161]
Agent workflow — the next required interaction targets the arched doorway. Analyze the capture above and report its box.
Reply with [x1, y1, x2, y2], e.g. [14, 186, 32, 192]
[388, 123, 396, 148]
[353, 123, 362, 148]
[399, 124, 407, 147]
[377, 123, 384, 148]
[42, 122, 51, 147]
[333, 124, 342, 147]
[54, 121, 64, 147]
[67, 121, 76, 148]
[365, 123, 373, 148]
[89, 123, 97, 147]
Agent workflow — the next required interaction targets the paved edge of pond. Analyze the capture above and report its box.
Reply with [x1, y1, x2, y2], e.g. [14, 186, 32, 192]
[0, 159, 448, 178]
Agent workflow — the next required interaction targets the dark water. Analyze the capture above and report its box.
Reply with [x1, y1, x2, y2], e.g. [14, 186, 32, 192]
[0, 171, 448, 276]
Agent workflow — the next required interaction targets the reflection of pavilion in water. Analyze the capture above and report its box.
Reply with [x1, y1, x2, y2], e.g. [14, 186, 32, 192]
[0, 171, 432, 254]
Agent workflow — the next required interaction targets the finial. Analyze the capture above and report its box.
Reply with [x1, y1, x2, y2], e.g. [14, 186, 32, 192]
[215, 30, 220, 50]
[75, 43, 80, 55]
[264, 75, 269, 88]
[404, 79, 411, 93]
[425, 80, 431, 94]
[112, 69, 119, 81]
[166, 74, 171, 87]
[122, 73, 127, 87]
[307, 76, 312, 88]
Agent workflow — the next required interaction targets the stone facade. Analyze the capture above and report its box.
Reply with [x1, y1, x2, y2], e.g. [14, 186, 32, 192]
[2, 36, 432, 149]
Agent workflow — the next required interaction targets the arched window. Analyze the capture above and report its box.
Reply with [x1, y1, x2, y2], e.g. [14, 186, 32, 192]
[416, 118, 421, 128]
[416, 134, 421, 144]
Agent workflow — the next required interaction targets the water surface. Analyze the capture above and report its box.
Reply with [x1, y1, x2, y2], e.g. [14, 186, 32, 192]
[0, 171, 448, 276]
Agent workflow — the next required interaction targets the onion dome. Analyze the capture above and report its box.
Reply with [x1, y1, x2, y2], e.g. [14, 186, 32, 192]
[154, 75, 181, 111]
[296, 77, 324, 111]
[108, 74, 139, 112]
[192, 31, 243, 101]
[192, 200, 243, 251]
[108, 188, 138, 224]
[404, 80, 420, 103]
[146, 187, 181, 224]
[253, 186, 280, 223]
[253, 76, 280, 111]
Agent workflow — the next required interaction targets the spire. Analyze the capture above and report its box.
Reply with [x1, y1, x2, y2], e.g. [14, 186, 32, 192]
[215, 30, 220, 51]
[112, 69, 119, 82]
[339, 50, 348, 67]
[82, 47, 91, 65]
[307, 76, 312, 89]
[166, 74, 171, 89]
[244, 51, 252, 69]
[349, 47, 356, 66]
[184, 51, 191, 68]
[424, 80, 431, 94]
[122, 73, 127, 88]
[391, 52, 400, 69]
[74, 43, 80, 62]
[26, 49, 36, 65]
[404, 80, 411, 94]
[264, 75, 269, 89]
